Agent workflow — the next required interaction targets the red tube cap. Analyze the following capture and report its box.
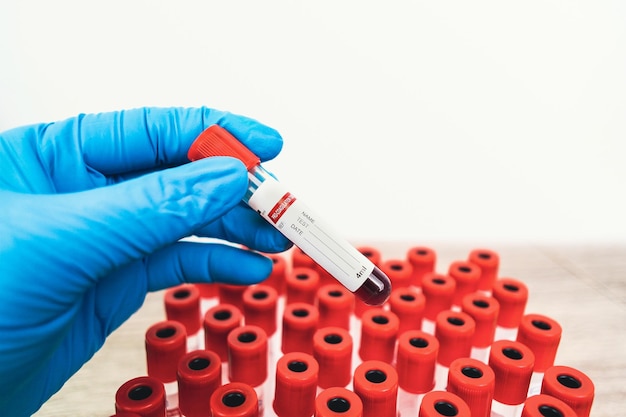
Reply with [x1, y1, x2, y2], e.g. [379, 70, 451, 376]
[421, 273, 456, 321]
[447, 357, 495, 417]
[115, 376, 166, 417]
[488, 340, 535, 405]
[281, 302, 320, 354]
[164, 284, 201, 336]
[273, 352, 320, 417]
[492, 278, 528, 328]
[522, 394, 578, 417]
[292, 246, 317, 269]
[359, 308, 399, 363]
[460, 292, 500, 348]
[263, 253, 288, 295]
[316, 283, 354, 330]
[203, 304, 243, 362]
[227, 325, 268, 387]
[195, 283, 217, 299]
[218, 284, 248, 307]
[541, 365, 595, 417]
[448, 261, 481, 307]
[389, 287, 425, 335]
[357, 246, 382, 267]
[188, 125, 260, 170]
[516, 313, 562, 372]
[210, 382, 259, 417]
[468, 249, 500, 292]
[243, 284, 278, 337]
[145, 320, 187, 383]
[434, 310, 476, 367]
[353, 360, 398, 417]
[396, 330, 439, 393]
[313, 326, 353, 389]
[418, 391, 471, 417]
[177, 349, 222, 417]
[286, 267, 320, 305]
[315, 387, 363, 417]
[406, 246, 436, 288]
[380, 259, 413, 289]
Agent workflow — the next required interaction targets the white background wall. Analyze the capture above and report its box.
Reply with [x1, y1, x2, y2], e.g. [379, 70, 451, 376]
[1, 0, 624, 245]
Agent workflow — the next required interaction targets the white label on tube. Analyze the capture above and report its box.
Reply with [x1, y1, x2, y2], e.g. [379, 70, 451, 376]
[248, 177, 374, 292]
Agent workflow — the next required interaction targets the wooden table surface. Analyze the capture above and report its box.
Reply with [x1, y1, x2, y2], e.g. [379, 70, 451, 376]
[33, 242, 626, 417]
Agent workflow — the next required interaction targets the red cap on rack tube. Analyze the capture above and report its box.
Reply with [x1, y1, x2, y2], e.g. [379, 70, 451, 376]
[263, 253, 288, 295]
[243, 284, 278, 337]
[210, 382, 259, 417]
[203, 304, 243, 362]
[448, 261, 481, 307]
[115, 376, 166, 417]
[418, 391, 471, 417]
[488, 340, 535, 405]
[446, 357, 495, 417]
[359, 308, 399, 363]
[492, 278, 528, 328]
[188, 125, 260, 169]
[145, 320, 187, 383]
[195, 283, 218, 299]
[286, 267, 320, 305]
[389, 287, 425, 335]
[227, 325, 268, 387]
[468, 249, 500, 292]
[353, 360, 398, 417]
[282, 302, 320, 354]
[541, 365, 594, 417]
[292, 246, 317, 269]
[315, 387, 363, 417]
[422, 273, 456, 321]
[406, 246, 436, 288]
[177, 349, 222, 417]
[164, 284, 201, 336]
[313, 326, 353, 389]
[273, 352, 320, 417]
[434, 310, 476, 367]
[516, 313, 562, 372]
[396, 330, 439, 393]
[218, 284, 248, 307]
[522, 394, 578, 417]
[460, 292, 500, 348]
[380, 259, 413, 289]
[316, 283, 354, 330]
[357, 246, 382, 267]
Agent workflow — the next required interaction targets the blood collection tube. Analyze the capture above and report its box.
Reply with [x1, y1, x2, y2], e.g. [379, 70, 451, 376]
[516, 313, 562, 396]
[164, 284, 202, 351]
[359, 308, 399, 364]
[488, 340, 535, 417]
[522, 394, 578, 417]
[406, 246, 436, 288]
[395, 330, 439, 416]
[448, 260, 481, 308]
[286, 267, 320, 305]
[313, 327, 353, 389]
[380, 259, 413, 289]
[353, 360, 399, 417]
[243, 284, 279, 362]
[433, 310, 475, 390]
[218, 284, 247, 307]
[203, 303, 243, 363]
[316, 283, 354, 330]
[195, 283, 218, 316]
[273, 352, 319, 417]
[446, 357, 495, 417]
[115, 376, 167, 417]
[467, 248, 500, 292]
[421, 273, 456, 334]
[315, 387, 363, 417]
[541, 365, 594, 417]
[418, 391, 471, 417]
[263, 253, 288, 295]
[177, 350, 222, 417]
[188, 126, 392, 306]
[389, 286, 425, 335]
[353, 246, 384, 319]
[281, 302, 320, 355]
[492, 277, 529, 341]
[460, 292, 500, 362]
[145, 320, 187, 412]
[210, 382, 259, 417]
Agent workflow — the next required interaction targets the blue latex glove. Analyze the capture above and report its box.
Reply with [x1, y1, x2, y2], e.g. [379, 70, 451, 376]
[0, 107, 292, 416]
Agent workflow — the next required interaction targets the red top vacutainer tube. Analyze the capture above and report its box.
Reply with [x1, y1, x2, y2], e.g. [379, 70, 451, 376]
[188, 125, 392, 306]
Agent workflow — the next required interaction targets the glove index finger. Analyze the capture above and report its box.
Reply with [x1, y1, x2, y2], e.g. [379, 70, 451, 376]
[67, 107, 283, 176]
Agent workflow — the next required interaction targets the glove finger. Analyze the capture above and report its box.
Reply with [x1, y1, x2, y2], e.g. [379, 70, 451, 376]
[42, 107, 283, 177]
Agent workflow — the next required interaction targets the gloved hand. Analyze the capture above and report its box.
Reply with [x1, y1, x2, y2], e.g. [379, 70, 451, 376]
[0, 107, 292, 416]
